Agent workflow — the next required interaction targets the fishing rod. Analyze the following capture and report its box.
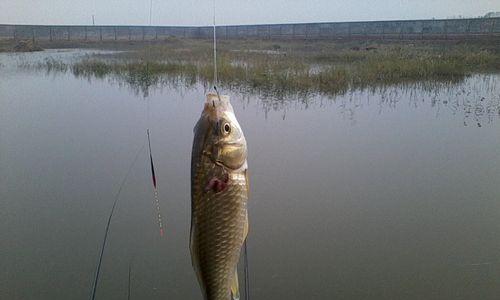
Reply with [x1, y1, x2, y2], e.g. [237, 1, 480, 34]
[90, 128, 165, 300]
[90, 140, 146, 300]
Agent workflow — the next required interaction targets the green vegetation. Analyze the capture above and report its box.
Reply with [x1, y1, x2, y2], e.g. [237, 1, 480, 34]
[16, 38, 500, 96]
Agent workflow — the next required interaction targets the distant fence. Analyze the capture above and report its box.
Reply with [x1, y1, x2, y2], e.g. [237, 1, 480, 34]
[0, 18, 499, 42]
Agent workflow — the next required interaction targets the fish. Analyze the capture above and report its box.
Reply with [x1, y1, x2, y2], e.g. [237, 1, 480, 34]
[190, 92, 249, 300]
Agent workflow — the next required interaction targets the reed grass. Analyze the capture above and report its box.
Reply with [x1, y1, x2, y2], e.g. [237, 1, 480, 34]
[19, 38, 500, 96]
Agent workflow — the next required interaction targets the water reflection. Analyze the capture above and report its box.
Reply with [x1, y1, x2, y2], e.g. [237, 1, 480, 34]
[252, 76, 500, 127]
[5, 50, 500, 127]
[47, 69, 500, 127]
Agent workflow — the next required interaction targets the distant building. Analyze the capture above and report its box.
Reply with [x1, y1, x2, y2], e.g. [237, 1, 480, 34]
[484, 12, 500, 18]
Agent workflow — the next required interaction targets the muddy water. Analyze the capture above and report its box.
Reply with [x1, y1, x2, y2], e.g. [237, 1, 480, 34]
[0, 50, 499, 300]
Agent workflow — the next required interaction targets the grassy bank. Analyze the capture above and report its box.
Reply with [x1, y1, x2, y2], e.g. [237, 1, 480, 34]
[16, 38, 500, 96]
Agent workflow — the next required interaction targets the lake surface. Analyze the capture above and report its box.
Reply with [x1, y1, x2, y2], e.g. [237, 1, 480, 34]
[1, 50, 500, 300]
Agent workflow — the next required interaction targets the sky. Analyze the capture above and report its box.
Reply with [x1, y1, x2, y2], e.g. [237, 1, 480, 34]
[0, 0, 499, 26]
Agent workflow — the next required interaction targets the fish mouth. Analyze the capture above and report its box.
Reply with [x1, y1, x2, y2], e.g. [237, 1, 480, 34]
[203, 93, 233, 118]
[205, 92, 230, 104]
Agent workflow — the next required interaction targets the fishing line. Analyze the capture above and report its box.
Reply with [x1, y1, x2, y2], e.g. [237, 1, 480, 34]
[212, 0, 223, 104]
[90, 139, 146, 300]
[213, 0, 218, 88]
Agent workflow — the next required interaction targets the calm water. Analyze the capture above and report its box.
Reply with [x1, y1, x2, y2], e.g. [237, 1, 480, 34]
[1, 50, 500, 300]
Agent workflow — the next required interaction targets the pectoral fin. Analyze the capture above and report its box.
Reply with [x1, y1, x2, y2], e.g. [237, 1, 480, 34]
[231, 269, 240, 300]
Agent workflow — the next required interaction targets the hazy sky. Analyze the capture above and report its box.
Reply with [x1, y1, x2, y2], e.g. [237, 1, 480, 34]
[1, 0, 499, 26]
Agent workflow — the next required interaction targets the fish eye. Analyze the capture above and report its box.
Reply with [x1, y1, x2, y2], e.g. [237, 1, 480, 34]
[223, 123, 231, 135]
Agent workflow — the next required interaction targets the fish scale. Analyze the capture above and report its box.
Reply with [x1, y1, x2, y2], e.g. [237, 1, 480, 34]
[192, 154, 247, 300]
[191, 94, 249, 300]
